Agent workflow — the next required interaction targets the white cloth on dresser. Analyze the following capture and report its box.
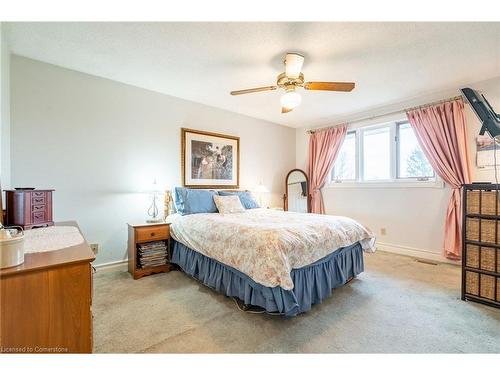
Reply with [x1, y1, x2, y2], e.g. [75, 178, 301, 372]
[23, 226, 84, 253]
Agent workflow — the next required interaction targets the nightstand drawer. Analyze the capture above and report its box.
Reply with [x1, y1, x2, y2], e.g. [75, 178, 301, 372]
[135, 225, 169, 243]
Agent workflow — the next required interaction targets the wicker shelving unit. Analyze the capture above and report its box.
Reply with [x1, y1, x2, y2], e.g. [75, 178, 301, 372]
[462, 184, 500, 308]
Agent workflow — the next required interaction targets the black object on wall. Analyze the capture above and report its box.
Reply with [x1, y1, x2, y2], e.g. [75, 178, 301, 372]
[461, 87, 500, 138]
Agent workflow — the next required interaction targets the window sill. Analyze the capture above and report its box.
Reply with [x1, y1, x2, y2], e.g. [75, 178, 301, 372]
[325, 179, 445, 189]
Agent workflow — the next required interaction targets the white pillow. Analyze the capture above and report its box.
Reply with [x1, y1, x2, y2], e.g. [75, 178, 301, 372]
[213, 195, 245, 214]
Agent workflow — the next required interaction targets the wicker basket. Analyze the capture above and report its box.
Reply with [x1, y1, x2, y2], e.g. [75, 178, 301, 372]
[483, 192, 499, 215]
[465, 217, 500, 243]
[467, 191, 479, 214]
[465, 270, 499, 301]
[466, 218, 480, 241]
[467, 190, 499, 215]
[466, 245, 499, 271]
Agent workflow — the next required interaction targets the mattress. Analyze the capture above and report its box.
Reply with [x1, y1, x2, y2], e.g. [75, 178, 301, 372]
[169, 208, 375, 290]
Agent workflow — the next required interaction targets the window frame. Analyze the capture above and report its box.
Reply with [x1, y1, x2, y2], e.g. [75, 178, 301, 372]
[331, 130, 358, 183]
[328, 120, 443, 189]
[359, 122, 394, 182]
[395, 121, 436, 181]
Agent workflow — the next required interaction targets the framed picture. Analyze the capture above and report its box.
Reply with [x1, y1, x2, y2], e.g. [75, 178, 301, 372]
[476, 135, 497, 169]
[181, 128, 240, 188]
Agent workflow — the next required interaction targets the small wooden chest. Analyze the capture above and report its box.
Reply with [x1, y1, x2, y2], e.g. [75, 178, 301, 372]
[5, 189, 54, 229]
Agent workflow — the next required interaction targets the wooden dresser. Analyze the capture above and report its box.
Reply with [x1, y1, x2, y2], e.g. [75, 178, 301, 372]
[0, 221, 95, 353]
[5, 189, 54, 229]
[462, 184, 500, 309]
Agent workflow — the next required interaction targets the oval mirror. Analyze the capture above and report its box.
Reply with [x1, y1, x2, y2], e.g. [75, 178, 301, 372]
[284, 169, 310, 213]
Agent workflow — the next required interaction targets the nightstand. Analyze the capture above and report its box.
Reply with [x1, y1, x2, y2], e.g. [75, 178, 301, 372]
[127, 222, 172, 279]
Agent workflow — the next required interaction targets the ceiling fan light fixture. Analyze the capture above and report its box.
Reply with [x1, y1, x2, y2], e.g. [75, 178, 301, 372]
[229, 52, 355, 113]
[280, 90, 301, 110]
[284, 53, 304, 79]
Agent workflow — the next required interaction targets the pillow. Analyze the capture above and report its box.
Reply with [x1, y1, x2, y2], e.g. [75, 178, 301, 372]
[213, 195, 245, 214]
[218, 190, 260, 209]
[174, 187, 218, 215]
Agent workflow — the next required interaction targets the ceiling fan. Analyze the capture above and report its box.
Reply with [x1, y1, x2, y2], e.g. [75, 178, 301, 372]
[230, 53, 355, 114]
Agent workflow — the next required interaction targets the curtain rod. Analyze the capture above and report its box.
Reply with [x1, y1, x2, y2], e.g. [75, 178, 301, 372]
[307, 95, 465, 134]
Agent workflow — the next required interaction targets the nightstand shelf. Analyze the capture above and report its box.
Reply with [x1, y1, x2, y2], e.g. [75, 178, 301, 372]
[127, 222, 172, 279]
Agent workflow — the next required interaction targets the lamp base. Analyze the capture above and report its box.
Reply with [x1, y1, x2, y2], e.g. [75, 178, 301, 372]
[146, 218, 164, 223]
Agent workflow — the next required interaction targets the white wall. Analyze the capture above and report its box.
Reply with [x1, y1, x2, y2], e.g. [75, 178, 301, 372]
[10, 56, 296, 265]
[296, 76, 500, 262]
[0, 23, 12, 197]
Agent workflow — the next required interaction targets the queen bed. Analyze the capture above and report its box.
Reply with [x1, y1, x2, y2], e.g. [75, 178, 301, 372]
[168, 188, 375, 316]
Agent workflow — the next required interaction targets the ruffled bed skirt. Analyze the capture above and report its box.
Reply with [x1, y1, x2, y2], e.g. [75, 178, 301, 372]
[171, 240, 364, 317]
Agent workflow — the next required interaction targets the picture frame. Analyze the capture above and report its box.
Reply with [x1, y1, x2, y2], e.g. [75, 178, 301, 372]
[181, 128, 240, 189]
[476, 135, 497, 169]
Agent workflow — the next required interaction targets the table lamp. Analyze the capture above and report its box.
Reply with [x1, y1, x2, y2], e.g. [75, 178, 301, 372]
[253, 183, 269, 207]
[146, 179, 163, 223]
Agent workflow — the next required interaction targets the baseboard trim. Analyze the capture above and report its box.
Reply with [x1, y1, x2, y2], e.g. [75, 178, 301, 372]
[376, 242, 460, 266]
[94, 259, 128, 273]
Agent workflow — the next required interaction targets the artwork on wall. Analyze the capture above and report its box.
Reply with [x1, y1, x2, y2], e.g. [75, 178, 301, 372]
[476, 135, 498, 169]
[181, 128, 240, 188]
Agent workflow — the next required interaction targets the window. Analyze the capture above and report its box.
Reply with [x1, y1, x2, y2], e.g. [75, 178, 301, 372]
[331, 132, 356, 181]
[397, 122, 434, 179]
[363, 126, 391, 180]
[330, 120, 437, 186]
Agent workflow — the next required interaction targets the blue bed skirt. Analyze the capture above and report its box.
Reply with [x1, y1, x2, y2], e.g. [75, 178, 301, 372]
[171, 240, 364, 317]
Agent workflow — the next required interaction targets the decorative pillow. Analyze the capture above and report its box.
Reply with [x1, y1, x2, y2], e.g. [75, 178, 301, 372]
[218, 190, 260, 209]
[213, 195, 245, 214]
[174, 187, 219, 215]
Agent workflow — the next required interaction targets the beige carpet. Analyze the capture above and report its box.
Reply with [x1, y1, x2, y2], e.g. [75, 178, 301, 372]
[93, 251, 500, 353]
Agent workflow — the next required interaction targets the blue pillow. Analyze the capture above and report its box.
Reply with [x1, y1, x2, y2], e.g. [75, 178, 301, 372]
[218, 191, 260, 209]
[174, 187, 219, 215]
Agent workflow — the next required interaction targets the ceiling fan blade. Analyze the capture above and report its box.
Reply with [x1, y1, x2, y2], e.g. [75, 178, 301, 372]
[285, 53, 304, 79]
[230, 86, 277, 95]
[304, 82, 355, 92]
[281, 107, 293, 114]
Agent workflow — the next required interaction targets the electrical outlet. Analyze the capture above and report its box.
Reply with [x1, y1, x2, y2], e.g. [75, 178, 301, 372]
[380, 228, 387, 235]
[90, 244, 99, 254]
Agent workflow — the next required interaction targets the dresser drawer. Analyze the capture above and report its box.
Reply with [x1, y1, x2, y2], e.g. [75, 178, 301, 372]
[32, 191, 46, 198]
[32, 204, 46, 212]
[135, 225, 169, 243]
[32, 196, 46, 205]
[32, 211, 46, 223]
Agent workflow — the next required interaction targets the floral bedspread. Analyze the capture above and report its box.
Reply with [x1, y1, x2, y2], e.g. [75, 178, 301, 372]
[169, 209, 376, 290]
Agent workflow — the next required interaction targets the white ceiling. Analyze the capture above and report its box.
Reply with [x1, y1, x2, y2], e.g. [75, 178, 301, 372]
[5, 22, 500, 128]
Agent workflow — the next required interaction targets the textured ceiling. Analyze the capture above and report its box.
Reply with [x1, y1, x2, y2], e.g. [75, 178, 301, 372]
[5, 22, 500, 128]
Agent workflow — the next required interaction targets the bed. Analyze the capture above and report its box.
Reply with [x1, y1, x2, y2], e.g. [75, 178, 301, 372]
[168, 206, 375, 316]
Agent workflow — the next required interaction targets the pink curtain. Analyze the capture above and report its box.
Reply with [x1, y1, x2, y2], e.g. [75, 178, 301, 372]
[308, 125, 347, 214]
[406, 99, 471, 260]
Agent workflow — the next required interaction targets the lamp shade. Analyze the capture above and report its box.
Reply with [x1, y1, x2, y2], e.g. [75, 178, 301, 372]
[285, 53, 304, 79]
[254, 184, 269, 193]
[280, 91, 301, 110]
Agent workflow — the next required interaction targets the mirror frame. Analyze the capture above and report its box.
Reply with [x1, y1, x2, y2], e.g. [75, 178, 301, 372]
[283, 168, 311, 213]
